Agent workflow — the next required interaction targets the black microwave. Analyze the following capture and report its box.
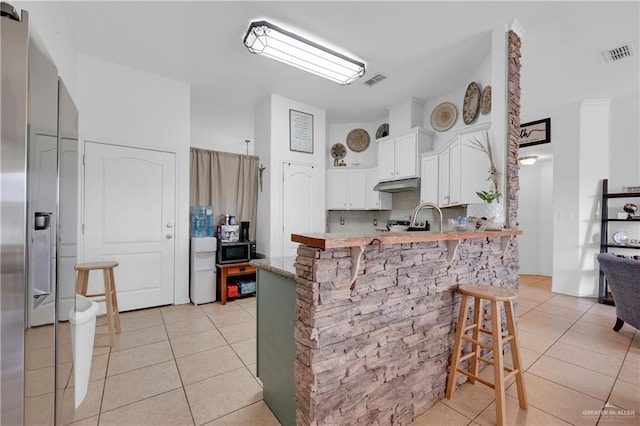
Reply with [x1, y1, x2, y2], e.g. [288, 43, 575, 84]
[217, 241, 256, 264]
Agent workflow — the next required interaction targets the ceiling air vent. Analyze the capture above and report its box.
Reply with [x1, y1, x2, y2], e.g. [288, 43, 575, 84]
[364, 73, 387, 87]
[602, 43, 635, 63]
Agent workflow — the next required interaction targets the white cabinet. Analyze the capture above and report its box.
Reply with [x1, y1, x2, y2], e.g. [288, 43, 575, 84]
[377, 127, 434, 183]
[434, 131, 490, 207]
[347, 169, 366, 209]
[438, 138, 465, 206]
[327, 169, 348, 210]
[378, 139, 396, 181]
[327, 168, 389, 210]
[419, 154, 439, 204]
[459, 132, 490, 203]
[365, 168, 391, 210]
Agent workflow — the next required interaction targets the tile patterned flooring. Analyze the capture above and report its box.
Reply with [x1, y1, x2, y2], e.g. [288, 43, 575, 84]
[57, 275, 638, 425]
[413, 275, 640, 426]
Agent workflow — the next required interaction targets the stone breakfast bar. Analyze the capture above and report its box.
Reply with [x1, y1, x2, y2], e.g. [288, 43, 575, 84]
[286, 229, 522, 425]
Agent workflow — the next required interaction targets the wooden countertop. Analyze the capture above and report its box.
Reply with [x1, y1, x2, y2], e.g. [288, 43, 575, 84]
[291, 229, 522, 249]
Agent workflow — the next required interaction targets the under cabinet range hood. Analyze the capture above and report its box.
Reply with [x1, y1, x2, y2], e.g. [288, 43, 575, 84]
[373, 177, 420, 193]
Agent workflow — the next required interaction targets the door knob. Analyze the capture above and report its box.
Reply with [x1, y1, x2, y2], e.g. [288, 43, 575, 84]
[166, 234, 173, 239]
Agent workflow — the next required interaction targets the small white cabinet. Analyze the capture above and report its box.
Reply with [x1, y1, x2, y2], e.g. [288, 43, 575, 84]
[377, 127, 434, 183]
[365, 168, 391, 210]
[419, 154, 438, 204]
[327, 168, 389, 210]
[347, 169, 366, 210]
[377, 139, 396, 181]
[439, 137, 476, 206]
[327, 169, 348, 210]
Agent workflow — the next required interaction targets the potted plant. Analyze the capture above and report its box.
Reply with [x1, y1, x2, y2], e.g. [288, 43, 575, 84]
[466, 131, 505, 229]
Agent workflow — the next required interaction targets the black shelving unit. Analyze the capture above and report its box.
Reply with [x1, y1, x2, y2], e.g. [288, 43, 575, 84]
[599, 179, 640, 305]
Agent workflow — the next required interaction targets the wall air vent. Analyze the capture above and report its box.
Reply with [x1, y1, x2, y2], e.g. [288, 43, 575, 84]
[602, 43, 635, 63]
[364, 74, 387, 86]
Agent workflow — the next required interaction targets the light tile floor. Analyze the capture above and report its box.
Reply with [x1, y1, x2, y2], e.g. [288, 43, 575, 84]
[67, 295, 278, 426]
[413, 275, 640, 426]
[62, 276, 639, 425]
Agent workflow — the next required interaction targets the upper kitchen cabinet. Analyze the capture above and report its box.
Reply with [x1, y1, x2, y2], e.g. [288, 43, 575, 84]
[439, 138, 461, 206]
[327, 168, 366, 210]
[419, 154, 439, 204]
[327, 168, 390, 210]
[424, 126, 490, 208]
[377, 127, 434, 183]
[327, 169, 349, 210]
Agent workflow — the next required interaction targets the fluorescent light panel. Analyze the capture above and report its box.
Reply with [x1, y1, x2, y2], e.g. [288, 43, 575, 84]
[243, 20, 365, 85]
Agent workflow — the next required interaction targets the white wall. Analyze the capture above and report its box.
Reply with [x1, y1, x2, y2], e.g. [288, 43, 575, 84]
[423, 52, 493, 152]
[518, 158, 553, 275]
[327, 122, 381, 168]
[521, 92, 638, 294]
[609, 93, 640, 190]
[255, 94, 326, 257]
[577, 100, 610, 296]
[547, 103, 581, 295]
[190, 96, 255, 155]
[254, 97, 272, 257]
[16, 1, 78, 100]
[76, 54, 191, 304]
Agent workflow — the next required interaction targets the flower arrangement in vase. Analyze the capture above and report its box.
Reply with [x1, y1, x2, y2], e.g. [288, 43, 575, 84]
[467, 131, 505, 229]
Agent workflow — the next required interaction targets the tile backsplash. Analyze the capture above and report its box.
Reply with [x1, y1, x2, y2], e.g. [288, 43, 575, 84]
[327, 190, 466, 232]
[327, 210, 391, 232]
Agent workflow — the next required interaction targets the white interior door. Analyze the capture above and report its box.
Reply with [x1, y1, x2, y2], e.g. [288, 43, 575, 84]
[28, 133, 57, 326]
[58, 137, 78, 321]
[282, 162, 321, 256]
[84, 142, 176, 311]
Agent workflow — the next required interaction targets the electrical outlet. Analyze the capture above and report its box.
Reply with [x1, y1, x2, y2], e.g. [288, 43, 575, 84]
[340, 216, 345, 225]
[373, 218, 377, 227]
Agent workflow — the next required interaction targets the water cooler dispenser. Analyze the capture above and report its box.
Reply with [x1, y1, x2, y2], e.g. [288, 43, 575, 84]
[190, 236, 217, 304]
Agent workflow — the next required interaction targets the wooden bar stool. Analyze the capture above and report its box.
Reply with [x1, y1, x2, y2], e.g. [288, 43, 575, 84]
[446, 284, 527, 426]
[75, 261, 121, 346]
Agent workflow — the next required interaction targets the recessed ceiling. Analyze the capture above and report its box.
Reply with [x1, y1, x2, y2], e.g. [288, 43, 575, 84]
[58, 1, 639, 146]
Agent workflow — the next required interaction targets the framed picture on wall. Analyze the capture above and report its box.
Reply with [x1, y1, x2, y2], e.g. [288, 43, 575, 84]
[289, 109, 314, 154]
[519, 117, 551, 148]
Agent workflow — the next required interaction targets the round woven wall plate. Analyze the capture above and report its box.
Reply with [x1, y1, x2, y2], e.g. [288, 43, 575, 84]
[376, 123, 389, 139]
[430, 102, 457, 132]
[462, 82, 481, 124]
[481, 85, 492, 115]
[330, 143, 347, 159]
[346, 128, 370, 152]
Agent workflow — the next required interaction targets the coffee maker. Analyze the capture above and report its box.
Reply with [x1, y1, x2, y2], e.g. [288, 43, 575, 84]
[240, 221, 250, 241]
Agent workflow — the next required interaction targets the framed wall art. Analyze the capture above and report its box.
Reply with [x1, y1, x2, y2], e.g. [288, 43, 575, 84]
[289, 109, 314, 154]
[519, 118, 551, 148]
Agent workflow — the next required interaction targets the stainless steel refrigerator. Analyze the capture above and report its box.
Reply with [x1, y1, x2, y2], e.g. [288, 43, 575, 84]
[1, 2, 78, 424]
[1, 4, 30, 424]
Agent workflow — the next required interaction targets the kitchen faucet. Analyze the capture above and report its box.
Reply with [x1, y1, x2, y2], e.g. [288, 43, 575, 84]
[409, 202, 443, 233]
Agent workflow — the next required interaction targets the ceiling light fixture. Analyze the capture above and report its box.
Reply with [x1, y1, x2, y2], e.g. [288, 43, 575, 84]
[518, 155, 538, 166]
[243, 20, 365, 85]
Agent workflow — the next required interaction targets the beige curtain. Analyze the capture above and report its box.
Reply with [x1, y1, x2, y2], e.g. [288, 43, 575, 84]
[190, 148, 259, 241]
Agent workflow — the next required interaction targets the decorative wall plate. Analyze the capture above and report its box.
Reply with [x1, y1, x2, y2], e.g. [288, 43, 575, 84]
[346, 128, 370, 152]
[613, 230, 630, 245]
[330, 143, 347, 159]
[430, 102, 457, 132]
[462, 82, 481, 124]
[376, 123, 389, 139]
[480, 85, 492, 115]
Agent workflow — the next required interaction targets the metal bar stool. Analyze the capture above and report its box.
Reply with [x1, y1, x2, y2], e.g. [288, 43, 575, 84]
[446, 284, 527, 426]
[75, 261, 121, 346]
